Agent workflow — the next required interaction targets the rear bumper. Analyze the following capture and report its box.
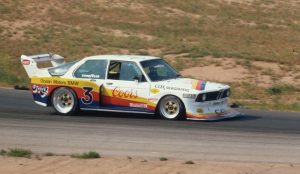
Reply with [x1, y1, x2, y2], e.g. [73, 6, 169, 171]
[186, 109, 241, 121]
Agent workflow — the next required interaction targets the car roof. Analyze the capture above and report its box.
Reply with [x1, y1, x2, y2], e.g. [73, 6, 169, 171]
[84, 55, 160, 62]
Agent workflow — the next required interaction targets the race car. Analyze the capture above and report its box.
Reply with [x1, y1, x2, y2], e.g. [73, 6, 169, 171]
[21, 53, 240, 120]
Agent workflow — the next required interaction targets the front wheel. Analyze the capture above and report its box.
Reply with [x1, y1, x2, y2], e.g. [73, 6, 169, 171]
[158, 96, 185, 120]
[51, 87, 78, 115]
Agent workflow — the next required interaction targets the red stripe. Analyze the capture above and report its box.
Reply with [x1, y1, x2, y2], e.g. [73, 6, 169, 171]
[32, 83, 154, 110]
[101, 95, 156, 111]
[147, 105, 156, 111]
[196, 80, 202, 90]
[101, 95, 145, 107]
[102, 95, 131, 106]
[186, 113, 208, 119]
[186, 112, 230, 119]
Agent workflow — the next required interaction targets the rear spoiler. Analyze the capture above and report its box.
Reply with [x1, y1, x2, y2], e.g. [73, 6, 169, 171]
[21, 53, 65, 78]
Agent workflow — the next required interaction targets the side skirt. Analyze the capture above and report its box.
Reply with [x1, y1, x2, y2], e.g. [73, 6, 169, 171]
[35, 101, 47, 107]
[81, 108, 155, 115]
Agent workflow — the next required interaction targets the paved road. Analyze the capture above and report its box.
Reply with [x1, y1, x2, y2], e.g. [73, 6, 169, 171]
[0, 88, 300, 163]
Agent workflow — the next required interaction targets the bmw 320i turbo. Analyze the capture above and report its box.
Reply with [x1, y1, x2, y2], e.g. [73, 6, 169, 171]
[21, 53, 240, 120]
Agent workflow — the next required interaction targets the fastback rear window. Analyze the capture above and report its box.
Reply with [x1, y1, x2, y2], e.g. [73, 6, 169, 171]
[48, 61, 78, 76]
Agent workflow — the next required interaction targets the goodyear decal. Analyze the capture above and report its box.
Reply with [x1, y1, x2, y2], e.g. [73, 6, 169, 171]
[192, 80, 206, 91]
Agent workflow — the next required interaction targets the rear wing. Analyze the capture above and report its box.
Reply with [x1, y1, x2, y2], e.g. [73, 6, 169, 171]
[21, 53, 65, 78]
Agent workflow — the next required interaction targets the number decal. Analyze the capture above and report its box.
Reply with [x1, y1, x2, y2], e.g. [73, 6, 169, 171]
[81, 87, 93, 105]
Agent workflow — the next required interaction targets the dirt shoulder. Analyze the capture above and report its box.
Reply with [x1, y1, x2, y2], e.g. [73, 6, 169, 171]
[0, 156, 299, 174]
[174, 56, 300, 111]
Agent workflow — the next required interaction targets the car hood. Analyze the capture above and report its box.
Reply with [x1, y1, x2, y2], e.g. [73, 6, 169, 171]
[152, 78, 228, 93]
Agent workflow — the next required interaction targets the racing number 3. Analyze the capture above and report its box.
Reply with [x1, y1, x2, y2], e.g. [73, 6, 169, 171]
[81, 87, 93, 105]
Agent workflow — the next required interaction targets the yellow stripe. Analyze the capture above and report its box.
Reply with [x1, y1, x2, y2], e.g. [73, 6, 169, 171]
[187, 111, 229, 117]
[32, 77, 157, 106]
[192, 80, 198, 90]
[31, 77, 99, 92]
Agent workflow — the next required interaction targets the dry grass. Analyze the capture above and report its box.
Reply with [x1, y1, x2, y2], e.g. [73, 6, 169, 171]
[228, 82, 300, 111]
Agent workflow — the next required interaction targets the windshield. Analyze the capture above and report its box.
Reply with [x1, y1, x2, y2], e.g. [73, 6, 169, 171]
[140, 59, 180, 81]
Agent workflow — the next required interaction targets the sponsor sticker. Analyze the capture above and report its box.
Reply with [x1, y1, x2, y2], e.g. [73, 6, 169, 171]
[192, 80, 206, 91]
[22, 59, 30, 65]
[154, 84, 189, 92]
[129, 103, 147, 108]
[182, 93, 197, 99]
[32, 85, 49, 98]
[39, 78, 79, 86]
[81, 74, 100, 79]
[215, 109, 226, 114]
[196, 108, 204, 113]
[112, 87, 138, 99]
[148, 98, 159, 102]
[212, 99, 227, 106]
[150, 88, 160, 94]
[154, 84, 165, 90]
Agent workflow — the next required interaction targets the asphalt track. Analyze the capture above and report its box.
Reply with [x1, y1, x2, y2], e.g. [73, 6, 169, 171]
[0, 88, 300, 163]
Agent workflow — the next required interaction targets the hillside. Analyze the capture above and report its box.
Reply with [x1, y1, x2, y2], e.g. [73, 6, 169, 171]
[0, 0, 300, 111]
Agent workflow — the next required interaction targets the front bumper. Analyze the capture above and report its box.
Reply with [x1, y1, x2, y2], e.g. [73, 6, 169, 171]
[186, 109, 241, 121]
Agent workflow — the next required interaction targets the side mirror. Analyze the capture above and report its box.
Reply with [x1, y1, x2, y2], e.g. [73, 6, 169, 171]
[133, 76, 141, 82]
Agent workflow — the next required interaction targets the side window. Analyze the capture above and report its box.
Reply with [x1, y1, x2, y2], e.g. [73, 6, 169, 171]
[107, 61, 146, 82]
[74, 60, 107, 79]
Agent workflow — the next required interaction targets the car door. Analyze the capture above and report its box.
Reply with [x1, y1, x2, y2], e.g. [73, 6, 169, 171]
[73, 59, 108, 108]
[101, 60, 151, 112]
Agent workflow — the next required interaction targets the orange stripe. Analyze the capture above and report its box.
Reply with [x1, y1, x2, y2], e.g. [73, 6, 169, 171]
[186, 111, 230, 119]
[196, 80, 201, 90]
[102, 95, 138, 106]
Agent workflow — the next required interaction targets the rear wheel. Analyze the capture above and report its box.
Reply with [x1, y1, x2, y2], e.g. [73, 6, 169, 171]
[158, 96, 185, 120]
[51, 87, 78, 115]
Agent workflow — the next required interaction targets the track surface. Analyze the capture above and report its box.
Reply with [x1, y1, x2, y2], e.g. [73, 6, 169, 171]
[0, 88, 300, 163]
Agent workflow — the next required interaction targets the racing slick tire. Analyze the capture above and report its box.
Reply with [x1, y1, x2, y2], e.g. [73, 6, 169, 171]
[158, 95, 185, 120]
[51, 87, 79, 115]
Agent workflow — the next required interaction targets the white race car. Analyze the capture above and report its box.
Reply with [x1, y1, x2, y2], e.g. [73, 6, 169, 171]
[21, 53, 240, 120]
